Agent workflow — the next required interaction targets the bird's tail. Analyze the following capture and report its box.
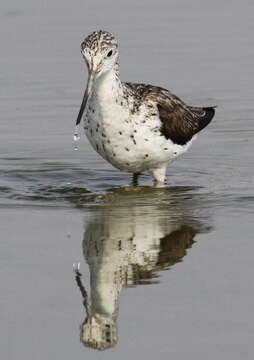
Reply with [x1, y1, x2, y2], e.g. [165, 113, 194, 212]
[188, 106, 216, 133]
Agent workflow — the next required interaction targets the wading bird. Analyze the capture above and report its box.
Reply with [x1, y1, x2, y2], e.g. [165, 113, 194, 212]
[75, 30, 215, 184]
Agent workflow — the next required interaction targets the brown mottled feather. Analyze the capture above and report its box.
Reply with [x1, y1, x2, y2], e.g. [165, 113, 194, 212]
[124, 83, 216, 145]
[157, 102, 215, 145]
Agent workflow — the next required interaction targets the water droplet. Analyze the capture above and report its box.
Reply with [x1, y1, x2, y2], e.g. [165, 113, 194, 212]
[74, 124, 81, 140]
[73, 125, 80, 150]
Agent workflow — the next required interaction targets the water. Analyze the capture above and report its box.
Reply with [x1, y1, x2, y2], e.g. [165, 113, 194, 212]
[1, 0, 254, 358]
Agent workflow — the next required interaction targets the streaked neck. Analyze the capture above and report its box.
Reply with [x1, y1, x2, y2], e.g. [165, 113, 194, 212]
[93, 66, 123, 101]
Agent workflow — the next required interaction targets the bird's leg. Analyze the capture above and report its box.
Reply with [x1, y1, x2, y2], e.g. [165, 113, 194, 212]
[132, 173, 140, 186]
[151, 166, 167, 186]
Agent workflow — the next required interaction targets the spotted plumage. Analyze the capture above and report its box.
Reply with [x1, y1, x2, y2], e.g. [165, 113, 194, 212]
[75, 30, 216, 183]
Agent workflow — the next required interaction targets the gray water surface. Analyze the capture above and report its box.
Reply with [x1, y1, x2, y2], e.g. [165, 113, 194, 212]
[1, 0, 254, 359]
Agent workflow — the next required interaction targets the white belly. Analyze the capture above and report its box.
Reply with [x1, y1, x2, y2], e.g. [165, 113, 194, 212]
[83, 96, 192, 173]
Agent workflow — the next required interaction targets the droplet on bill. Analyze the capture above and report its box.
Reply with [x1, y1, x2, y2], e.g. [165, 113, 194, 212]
[74, 125, 80, 150]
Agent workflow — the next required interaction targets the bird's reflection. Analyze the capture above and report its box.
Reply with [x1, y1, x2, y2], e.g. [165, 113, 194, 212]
[74, 186, 212, 350]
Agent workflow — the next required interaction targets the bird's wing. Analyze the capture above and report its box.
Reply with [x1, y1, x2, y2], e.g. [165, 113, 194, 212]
[147, 89, 216, 145]
[125, 83, 216, 145]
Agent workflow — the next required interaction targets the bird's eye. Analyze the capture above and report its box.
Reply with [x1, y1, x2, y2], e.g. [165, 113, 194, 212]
[106, 50, 113, 58]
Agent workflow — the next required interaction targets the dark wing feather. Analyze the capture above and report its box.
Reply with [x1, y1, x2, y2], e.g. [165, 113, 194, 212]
[157, 102, 216, 145]
[187, 106, 216, 131]
[124, 83, 216, 146]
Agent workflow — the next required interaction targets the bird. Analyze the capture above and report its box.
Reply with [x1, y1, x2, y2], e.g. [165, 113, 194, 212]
[74, 30, 215, 184]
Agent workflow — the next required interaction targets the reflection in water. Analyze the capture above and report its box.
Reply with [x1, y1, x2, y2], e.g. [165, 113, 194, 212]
[74, 187, 212, 350]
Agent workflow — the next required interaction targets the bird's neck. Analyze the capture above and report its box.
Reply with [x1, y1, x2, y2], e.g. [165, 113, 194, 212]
[93, 66, 123, 104]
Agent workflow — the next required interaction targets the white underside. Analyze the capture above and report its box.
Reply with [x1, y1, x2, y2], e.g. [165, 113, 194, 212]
[82, 71, 193, 181]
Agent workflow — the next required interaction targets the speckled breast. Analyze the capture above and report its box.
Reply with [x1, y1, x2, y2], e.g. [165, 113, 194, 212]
[83, 98, 189, 173]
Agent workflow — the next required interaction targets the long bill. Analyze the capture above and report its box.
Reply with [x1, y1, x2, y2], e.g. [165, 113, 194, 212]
[74, 72, 95, 139]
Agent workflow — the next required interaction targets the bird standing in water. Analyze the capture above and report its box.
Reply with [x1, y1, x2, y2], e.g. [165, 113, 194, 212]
[75, 30, 215, 184]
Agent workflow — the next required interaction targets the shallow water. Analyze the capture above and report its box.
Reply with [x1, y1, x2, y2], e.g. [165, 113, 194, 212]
[1, 0, 254, 359]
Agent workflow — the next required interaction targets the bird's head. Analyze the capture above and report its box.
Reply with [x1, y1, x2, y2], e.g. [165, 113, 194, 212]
[75, 31, 119, 128]
[81, 30, 119, 78]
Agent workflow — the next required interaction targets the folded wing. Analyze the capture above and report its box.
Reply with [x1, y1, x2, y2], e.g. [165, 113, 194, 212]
[156, 98, 216, 145]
